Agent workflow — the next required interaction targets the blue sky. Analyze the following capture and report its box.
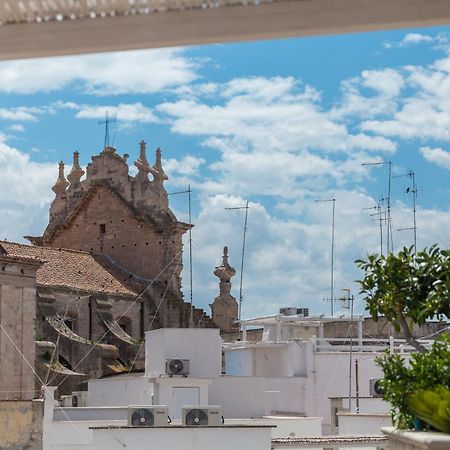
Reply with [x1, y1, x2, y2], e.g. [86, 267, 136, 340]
[0, 25, 449, 319]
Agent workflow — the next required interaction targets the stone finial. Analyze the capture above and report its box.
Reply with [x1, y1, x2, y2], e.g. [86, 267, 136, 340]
[67, 151, 85, 188]
[123, 153, 129, 164]
[211, 246, 238, 333]
[214, 246, 236, 294]
[150, 147, 168, 186]
[52, 161, 69, 194]
[134, 140, 151, 181]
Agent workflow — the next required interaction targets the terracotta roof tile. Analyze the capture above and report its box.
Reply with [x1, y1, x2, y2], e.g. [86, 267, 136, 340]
[0, 241, 136, 298]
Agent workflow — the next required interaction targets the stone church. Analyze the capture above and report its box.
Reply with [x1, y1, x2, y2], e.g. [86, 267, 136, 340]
[0, 141, 224, 399]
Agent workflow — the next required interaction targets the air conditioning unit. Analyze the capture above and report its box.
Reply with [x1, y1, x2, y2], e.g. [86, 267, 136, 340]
[128, 406, 170, 427]
[165, 358, 190, 377]
[279, 307, 297, 316]
[182, 406, 223, 426]
[60, 395, 72, 407]
[370, 378, 384, 397]
[279, 307, 309, 317]
[71, 391, 88, 407]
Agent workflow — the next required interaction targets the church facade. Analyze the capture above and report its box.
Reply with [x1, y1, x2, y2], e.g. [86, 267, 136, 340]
[0, 141, 215, 399]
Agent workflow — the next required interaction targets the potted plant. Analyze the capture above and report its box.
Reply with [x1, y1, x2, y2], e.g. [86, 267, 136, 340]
[356, 246, 450, 449]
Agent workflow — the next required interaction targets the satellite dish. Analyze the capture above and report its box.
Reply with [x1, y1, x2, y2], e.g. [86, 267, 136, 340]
[185, 409, 208, 426]
[131, 408, 155, 426]
[169, 359, 184, 375]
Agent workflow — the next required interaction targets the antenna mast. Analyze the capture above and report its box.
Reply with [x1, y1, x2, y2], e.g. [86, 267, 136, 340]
[97, 111, 117, 148]
[394, 170, 418, 250]
[363, 202, 386, 255]
[315, 198, 336, 316]
[362, 160, 393, 253]
[225, 201, 250, 321]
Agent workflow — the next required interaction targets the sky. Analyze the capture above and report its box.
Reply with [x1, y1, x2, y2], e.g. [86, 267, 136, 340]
[0, 25, 449, 319]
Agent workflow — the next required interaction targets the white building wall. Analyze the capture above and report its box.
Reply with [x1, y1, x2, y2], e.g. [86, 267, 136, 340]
[338, 412, 391, 435]
[210, 376, 307, 418]
[351, 397, 389, 414]
[145, 328, 222, 378]
[225, 342, 306, 377]
[152, 377, 212, 419]
[88, 375, 153, 406]
[338, 413, 391, 450]
[92, 426, 273, 450]
[303, 346, 383, 434]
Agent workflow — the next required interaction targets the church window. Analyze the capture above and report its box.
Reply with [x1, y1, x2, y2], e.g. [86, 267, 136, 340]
[100, 224, 106, 234]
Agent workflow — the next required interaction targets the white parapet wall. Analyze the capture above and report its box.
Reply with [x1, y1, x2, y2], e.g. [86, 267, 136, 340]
[382, 427, 450, 450]
[338, 412, 391, 450]
[91, 425, 273, 450]
[210, 376, 307, 418]
[88, 374, 154, 407]
[226, 416, 322, 438]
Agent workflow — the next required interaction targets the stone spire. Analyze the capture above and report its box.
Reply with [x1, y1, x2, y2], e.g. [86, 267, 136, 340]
[210, 246, 238, 333]
[52, 161, 69, 195]
[150, 148, 168, 186]
[134, 140, 151, 181]
[67, 151, 85, 189]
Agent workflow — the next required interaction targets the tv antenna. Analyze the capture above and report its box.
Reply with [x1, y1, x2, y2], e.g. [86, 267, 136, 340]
[362, 160, 393, 253]
[169, 186, 194, 326]
[393, 170, 418, 251]
[339, 288, 355, 410]
[315, 198, 336, 316]
[225, 200, 250, 321]
[98, 111, 117, 149]
[362, 200, 386, 255]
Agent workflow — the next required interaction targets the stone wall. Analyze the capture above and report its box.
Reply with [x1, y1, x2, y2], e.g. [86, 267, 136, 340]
[48, 185, 166, 282]
[0, 256, 41, 401]
[0, 399, 43, 450]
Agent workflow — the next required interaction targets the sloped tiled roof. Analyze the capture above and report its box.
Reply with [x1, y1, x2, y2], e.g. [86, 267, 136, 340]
[0, 241, 136, 298]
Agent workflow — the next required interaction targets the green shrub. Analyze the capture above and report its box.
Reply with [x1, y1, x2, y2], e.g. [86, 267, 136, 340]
[376, 335, 450, 429]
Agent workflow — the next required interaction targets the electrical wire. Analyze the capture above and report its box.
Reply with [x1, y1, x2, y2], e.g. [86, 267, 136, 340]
[127, 257, 182, 373]
[56, 250, 183, 389]
[0, 323, 91, 447]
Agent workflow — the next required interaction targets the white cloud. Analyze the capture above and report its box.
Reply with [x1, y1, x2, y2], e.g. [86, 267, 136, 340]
[8, 124, 25, 132]
[164, 155, 206, 177]
[360, 53, 450, 140]
[185, 190, 450, 318]
[420, 146, 450, 170]
[361, 69, 404, 97]
[0, 107, 39, 121]
[384, 33, 436, 49]
[400, 33, 433, 46]
[331, 69, 403, 120]
[0, 136, 55, 241]
[0, 49, 198, 95]
[156, 75, 396, 203]
[76, 102, 159, 123]
[158, 77, 395, 155]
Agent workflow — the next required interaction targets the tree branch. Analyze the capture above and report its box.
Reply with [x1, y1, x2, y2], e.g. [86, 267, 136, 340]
[397, 316, 427, 353]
